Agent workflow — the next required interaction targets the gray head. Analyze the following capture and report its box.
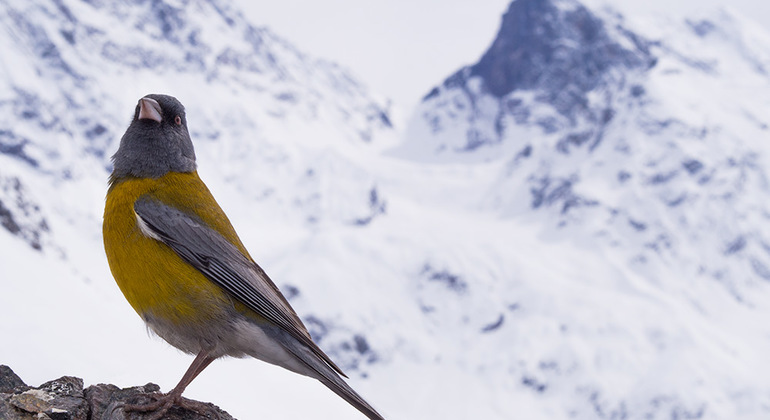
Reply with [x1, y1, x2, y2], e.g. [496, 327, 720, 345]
[110, 94, 196, 182]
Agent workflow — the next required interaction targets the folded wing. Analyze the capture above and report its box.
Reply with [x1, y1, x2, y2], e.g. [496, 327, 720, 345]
[133, 195, 346, 377]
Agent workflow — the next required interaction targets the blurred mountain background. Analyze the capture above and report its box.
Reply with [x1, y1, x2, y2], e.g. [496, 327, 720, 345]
[1, 0, 770, 419]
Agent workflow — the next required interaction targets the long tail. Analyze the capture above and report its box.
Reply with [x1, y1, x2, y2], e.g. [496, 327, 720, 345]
[280, 334, 385, 420]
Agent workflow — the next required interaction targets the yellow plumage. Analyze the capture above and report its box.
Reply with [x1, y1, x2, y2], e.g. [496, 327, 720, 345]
[103, 171, 246, 326]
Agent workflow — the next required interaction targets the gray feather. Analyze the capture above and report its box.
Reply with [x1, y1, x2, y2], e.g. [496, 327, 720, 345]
[271, 324, 386, 420]
[133, 196, 346, 376]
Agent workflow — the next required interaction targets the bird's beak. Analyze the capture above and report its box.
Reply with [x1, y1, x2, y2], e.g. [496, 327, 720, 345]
[138, 97, 162, 123]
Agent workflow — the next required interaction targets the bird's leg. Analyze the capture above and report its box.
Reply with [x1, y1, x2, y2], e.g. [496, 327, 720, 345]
[123, 349, 217, 418]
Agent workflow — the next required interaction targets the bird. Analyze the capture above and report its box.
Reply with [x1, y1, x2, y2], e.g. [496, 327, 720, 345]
[103, 94, 385, 420]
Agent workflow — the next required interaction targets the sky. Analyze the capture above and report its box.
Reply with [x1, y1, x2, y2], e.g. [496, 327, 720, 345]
[236, 0, 770, 115]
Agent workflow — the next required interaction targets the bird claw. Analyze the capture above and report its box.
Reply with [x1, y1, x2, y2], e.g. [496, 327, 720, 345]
[122, 392, 167, 411]
[117, 392, 221, 420]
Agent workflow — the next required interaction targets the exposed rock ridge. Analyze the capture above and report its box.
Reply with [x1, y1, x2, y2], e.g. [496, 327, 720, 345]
[0, 365, 234, 420]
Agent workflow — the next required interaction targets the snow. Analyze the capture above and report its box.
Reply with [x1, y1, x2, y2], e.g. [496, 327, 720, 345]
[2, 0, 770, 419]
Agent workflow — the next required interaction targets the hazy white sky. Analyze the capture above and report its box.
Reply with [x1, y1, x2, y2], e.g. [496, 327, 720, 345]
[236, 0, 770, 113]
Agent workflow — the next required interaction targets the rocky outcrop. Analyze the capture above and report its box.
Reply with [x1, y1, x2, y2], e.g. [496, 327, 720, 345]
[469, 0, 653, 102]
[413, 0, 655, 154]
[0, 365, 233, 420]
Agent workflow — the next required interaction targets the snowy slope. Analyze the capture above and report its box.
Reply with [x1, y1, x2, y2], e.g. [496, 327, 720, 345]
[3, 0, 770, 419]
[395, 0, 770, 418]
[0, 0, 396, 419]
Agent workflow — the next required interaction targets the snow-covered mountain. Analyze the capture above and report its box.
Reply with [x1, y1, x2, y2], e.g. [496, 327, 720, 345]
[394, 0, 770, 418]
[0, 0, 396, 419]
[3, 0, 770, 419]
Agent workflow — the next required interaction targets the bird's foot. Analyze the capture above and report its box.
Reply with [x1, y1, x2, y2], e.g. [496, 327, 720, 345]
[121, 391, 170, 413]
[120, 392, 221, 419]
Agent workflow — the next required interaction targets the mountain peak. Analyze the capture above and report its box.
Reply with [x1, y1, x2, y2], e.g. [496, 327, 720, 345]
[469, 0, 653, 99]
[407, 0, 661, 158]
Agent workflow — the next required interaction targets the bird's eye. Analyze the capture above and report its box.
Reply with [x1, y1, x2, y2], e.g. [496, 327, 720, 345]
[174, 116, 182, 125]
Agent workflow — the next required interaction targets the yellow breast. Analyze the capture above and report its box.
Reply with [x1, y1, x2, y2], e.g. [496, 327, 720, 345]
[102, 171, 249, 326]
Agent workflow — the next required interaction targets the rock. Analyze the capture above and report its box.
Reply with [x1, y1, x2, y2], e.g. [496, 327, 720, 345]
[0, 365, 234, 420]
[469, 0, 653, 102]
[0, 365, 28, 393]
[0, 371, 87, 420]
[0, 176, 50, 251]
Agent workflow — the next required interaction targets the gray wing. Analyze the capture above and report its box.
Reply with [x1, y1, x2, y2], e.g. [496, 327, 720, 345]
[133, 196, 346, 377]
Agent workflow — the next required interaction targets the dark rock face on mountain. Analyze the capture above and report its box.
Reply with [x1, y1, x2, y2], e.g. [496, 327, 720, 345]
[416, 0, 658, 154]
[470, 0, 653, 101]
[0, 176, 48, 250]
[425, 0, 656, 135]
